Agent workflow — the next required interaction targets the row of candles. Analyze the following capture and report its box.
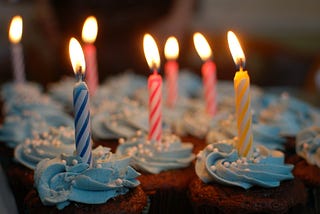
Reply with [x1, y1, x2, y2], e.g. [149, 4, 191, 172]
[8, 15, 253, 164]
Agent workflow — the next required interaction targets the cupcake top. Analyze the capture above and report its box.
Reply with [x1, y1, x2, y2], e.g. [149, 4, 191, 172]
[296, 126, 320, 168]
[258, 93, 320, 136]
[195, 140, 293, 189]
[14, 126, 75, 169]
[34, 146, 141, 210]
[116, 131, 195, 174]
[0, 82, 42, 102]
[0, 111, 51, 148]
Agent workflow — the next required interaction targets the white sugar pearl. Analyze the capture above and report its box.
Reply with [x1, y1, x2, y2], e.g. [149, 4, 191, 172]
[244, 168, 250, 172]
[96, 164, 102, 168]
[210, 165, 217, 171]
[231, 162, 237, 167]
[213, 148, 219, 153]
[136, 130, 142, 136]
[115, 178, 123, 185]
[223, 162, 230, 167]
[61, 160, 67, 165]
[236, 159, 242, 165]
[72, 159, 78, 165]
[118, 138, 125, 144]
[207, 144, 213, 151]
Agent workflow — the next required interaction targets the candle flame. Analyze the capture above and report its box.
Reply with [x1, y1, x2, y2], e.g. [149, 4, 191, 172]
[143, 34, 160, 70]
[82, 16, 98, 43]
[227, 31, 246, 68]
[9, 15, 23, 44]
[164, 36, 179, 60]
[193, 32, 212, 61]
[69, 37, 86, 74]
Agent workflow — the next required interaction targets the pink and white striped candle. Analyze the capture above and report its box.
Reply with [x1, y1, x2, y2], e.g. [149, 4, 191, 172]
[82, 16, 99, 96]
[193, 32, 217, 116]
[143, 34, 162, 142]
[201, 60, 217, 116]
[148, 71, 162, 141]
[164, 36, 179, 108]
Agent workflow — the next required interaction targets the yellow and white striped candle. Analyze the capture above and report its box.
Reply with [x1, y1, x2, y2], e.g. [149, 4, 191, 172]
[227, 31, 253, 157]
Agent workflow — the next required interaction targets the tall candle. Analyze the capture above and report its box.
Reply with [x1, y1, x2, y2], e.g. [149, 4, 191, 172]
[193, 32, 217, 116]
[143, 34, 162, 142]
[82, 16, 99, 96]
[9, 15, 25, 83]
[227, 31, 253, 157]
[69, 38, 92, 164]
[164, 36, 179, 108]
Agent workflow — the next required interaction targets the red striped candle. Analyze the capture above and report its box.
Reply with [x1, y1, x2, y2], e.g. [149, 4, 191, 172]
[202, 60, 217, 116]
[82, 16, 99, 96]
[148, 71, 162, 141]
[164, 37, 179, 108]
[143, 34, 162, 142]
[194, 32, 217, 116]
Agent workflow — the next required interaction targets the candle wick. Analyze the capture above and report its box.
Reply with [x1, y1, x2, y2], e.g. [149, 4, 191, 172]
[76, 66, 85, 82]
[238, 58, 245, 71]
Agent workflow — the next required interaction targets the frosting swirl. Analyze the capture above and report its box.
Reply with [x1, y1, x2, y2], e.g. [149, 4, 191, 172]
[14, 126, 75, 169]
[195, 140, 293, 189]
[116, 131, 195, 174]
[34, 146, 141, 210]
[296, 126, 320, 167]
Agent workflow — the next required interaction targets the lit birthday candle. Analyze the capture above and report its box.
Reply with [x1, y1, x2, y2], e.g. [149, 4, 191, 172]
[82, 16, 99, 96]
[164, 36, 179, 108]
[193, 32, 217, 116]
[9, 15, 25, 83]
[143, 34, 162, 142]
[69, 37, 92, 164]
[227, 31, 253, 157]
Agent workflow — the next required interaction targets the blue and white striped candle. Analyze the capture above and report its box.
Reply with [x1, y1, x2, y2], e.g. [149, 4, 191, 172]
[69, 38, 92, 165]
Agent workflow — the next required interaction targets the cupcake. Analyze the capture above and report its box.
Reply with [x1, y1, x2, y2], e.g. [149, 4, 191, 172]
[116, 131, 195, 213]
[24, 146, 147, 213]
[7, 126, 75, 213]
[188, 140, 307, 213]
[286, 126, 320, 213]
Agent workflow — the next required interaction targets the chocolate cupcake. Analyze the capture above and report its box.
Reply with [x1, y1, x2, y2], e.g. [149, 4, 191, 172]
[116, 131, 195, 214]
[24, 146, 147, 213]
[286, 126, 320, 213]
[188, 140, 307, 214]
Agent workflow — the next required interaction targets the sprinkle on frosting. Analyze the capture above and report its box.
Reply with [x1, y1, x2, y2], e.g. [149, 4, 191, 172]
[195, 139, 293, 189]
[116, 131, 195, 174]
[14, 126, 75, 169]
[34, 146, 141, 210]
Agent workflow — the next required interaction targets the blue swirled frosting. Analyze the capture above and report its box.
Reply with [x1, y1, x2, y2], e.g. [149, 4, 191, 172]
[14, 126, 75, 169]
[195, 140, 293, 189]
[116, 131, 195, 174]
[34, 146, 141, 210]
[296, 126, 320, 167]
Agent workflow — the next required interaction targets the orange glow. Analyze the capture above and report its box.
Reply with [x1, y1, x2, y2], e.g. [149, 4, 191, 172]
[9, 15, 23, 44]
[227, 31, 246, 68]
[143, 34, 160, 70]
[193, 32, 212, 61]
[82, 16, 98, 43]
[164, 36, 179, 60]
[69, 38, 86, 74]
